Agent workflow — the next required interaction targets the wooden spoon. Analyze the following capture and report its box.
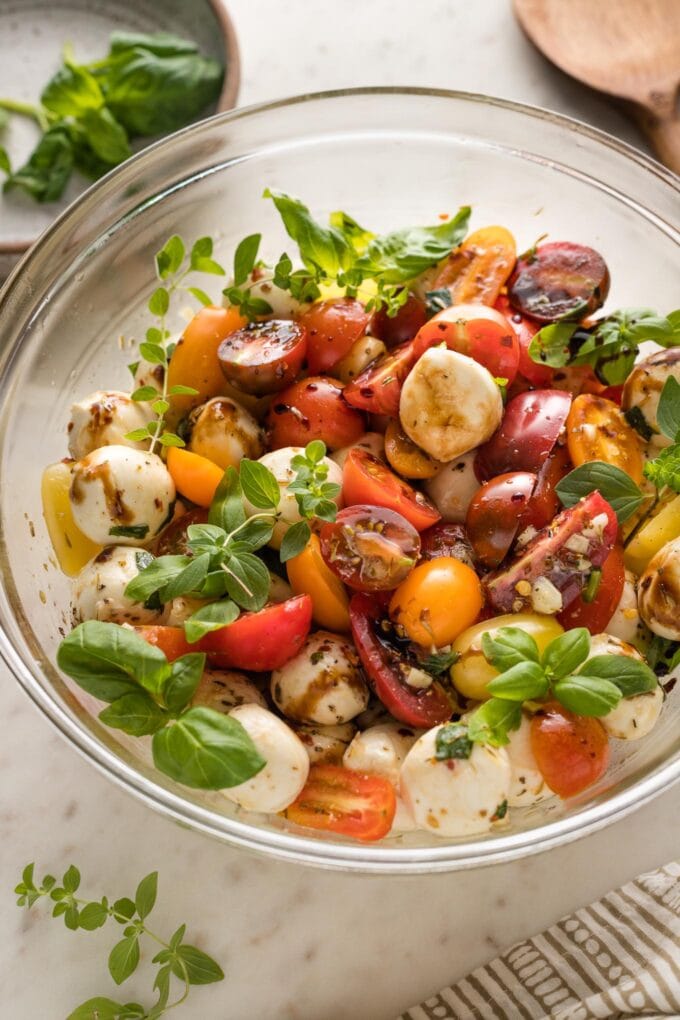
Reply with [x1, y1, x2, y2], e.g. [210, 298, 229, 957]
[514, 0, 680, 173]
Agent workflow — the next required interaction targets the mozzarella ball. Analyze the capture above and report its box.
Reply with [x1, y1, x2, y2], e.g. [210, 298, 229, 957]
[293, 722, 357, 764]
[331, 432, 385, 471]
[268, 572, 293, 604]
[224, 270, 304, 320]
[163, 595, 209, 626]
[224, 705, 309, 813]
[344, 722, 421, 785]
[505, 713, 553, 807]
[133, 360, 164, 394]
[399, 348, 503, 462]
[72, 546, 162, 624]
[400, 726, 511, 837]
[424, 450, 480, 523]
[607, 570, 644, 645]
[602, 685, 663, 740]
[192, 670, 266, 712]
[70, 445, 175, 546]
[622, 348, 680, 449]
[271, 630, 369, 725]
[638, 537, 680, 640]
[334, 336, 387, 384]
[587, 632, 644, 662]
[67, 391, 152, 460]
[187, 397, 264, 470]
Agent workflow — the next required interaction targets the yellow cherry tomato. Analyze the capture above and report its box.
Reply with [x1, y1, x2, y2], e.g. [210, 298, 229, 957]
[451, 612, 564, 701]
[567, 394, 644, 483]
[389, 557, 483, 647]
[41, 461, 102, 576]
[384, 420, 440, 479]
[624, 494, 680, 575]
[286, 533, 350, 632]
[431, 225, 517, 305]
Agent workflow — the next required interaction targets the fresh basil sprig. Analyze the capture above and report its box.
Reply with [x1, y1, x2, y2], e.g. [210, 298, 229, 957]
[279, 440, 341, 562]
[642, 377, 680, 493]
[221, 233, 275, 319]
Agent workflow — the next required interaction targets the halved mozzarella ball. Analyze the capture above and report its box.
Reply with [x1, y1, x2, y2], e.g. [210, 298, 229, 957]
[400, 726, 511, 836]
[68, 391, 152, 460]
[163, 595, 209, 626]
[334, 336, 387, 383]
[343, 722, 421, 786]
[399, 348, 503, 462]
[192, 670, 266, 712]
[602, 685, 663, 740]
[638, 537, 680, 640]
[331, 432, 385, 471]
[293, 722, 357, 764]
[505, 713, 553, 806]
[271, 630, 369, 725]
[187, 397, 264, 470]
[423, 450, 480, 523]
[72, 546, 162, 624]
[70, 446, 175, 546]
[224, 705, 309, 813]
[133, 360, 164, 394]
[622, 348, 680, 449]
[607, 570, 643, 645]
[224, 271, 304, 320]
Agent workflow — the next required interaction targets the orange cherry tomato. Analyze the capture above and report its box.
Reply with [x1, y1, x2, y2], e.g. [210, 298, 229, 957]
[342, 448, 441, 532]
[530, 704, 610, 798]
[432, 226, 517, 305]
[389, 556, 483, 647]
[413, 303, 520, 384]
[286, 533, 350, 632]
[384, 419, 440, 479]
[284, 764, 396, 842]
[567, 394, 644, 484]
[557, 545, 625, 635]
[166, 447, 224, 508]
[167, 305, 247, 419]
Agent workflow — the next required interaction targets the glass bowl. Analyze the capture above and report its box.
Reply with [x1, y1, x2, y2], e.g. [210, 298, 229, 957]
[0, 89, 678, 873]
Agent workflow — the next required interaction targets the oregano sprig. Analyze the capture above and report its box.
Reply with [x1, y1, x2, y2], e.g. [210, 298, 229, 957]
[279, 440, 341, 562]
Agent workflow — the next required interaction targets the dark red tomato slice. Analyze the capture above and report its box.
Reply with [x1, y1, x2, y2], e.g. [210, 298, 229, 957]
[558, 545, 625, 635]
[466, 471, 537, 568]
[371, 292, 427, 347]
[267, 376, 366, 450]
[342, 448, 441, 532]
[474, 389, 572, 482]
[298, 298, 371, 374]
[349, 593, 452, 728]
[530, 703, 610, 797]
[600, 384, 624, 405]
[412, 304, 520, 384]
[495, 294, 554, 387]
[156, 507, 209, 556]
[520, 444, 572, 532]
[508, 242, 610, 323]
[343, 339, 427, 417]
[284, 764, 396, 842]
[419, 522, 475, 568]
[484, 491, 618, 615]
[217, 320, 307, 395]
[319, 504, 420, 592]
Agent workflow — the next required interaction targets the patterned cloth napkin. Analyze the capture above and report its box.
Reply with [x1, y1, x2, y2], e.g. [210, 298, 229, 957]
[400, 861, 680, 1020]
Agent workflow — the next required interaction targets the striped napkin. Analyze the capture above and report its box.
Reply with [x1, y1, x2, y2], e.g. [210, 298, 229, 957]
[400, 861, 680, 1019]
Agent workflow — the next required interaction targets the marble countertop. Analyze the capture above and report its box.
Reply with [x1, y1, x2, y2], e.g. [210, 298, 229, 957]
[1, 2, 676, 1018]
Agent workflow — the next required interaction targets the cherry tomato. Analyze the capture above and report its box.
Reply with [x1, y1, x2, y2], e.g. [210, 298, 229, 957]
[156, 507, 209, 556]
[286, 533, 350, 632]
[419, 522, 475, 567]
[284, 764, 396, 842]
[389, 557, 483, 646]
[508, 242, 610, 323]
[298, 298, 371, 373]
[217, 320, 307, 395]
[600, 384, 624, 405]
[530, 704, 610, 797]
[349, 593, 452, 727]
[135, 625, 194, 662]
[413, 304, 520, 384]
[558, 545, 625, 635]
[474, 389, 572, 481]
[343, 339, 426, 417]
[167, 305, 246, 420]
[494, 294, 553, 387]
[319, 504, 420, 592]
[371, 292, 427, 346]
[465, 471, 537, 568]
[342, 448, 441, 532]
[384, 419, 440, 479]
[432, 226, 517, 305]
[520, 443, 572, 532]
[267, 376, 366, 450]
[567, 394, 644, 484]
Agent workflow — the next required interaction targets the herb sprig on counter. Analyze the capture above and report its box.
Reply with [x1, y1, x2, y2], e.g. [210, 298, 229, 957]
[15, 863, 223, 1019]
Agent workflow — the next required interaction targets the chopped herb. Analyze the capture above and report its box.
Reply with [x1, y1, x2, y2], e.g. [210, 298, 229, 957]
[434, 723, 473, 760]
[109, 523, 149, 539]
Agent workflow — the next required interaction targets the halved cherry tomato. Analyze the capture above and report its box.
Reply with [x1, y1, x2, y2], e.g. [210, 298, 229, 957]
[342, 448, 441, 532]
[166, 448, 223, 508]
[286, 533, 350, 632]
[284, 764, 396, 842]
[520, 444, 572, 532]
[389, 557, 483, 646]
[474, 389, 572, 481]
[419, 522, 475, 567]
[566, 394, 644, 484]
[557, 545, 625, 634]
[600, 384, 624, 405]
[298, 298, 371, 373]
[156, 507, 209, 556]
[530, 703, 610, 797]
[167, 305, 247, 420]
[349, 593, 452, 727]
[319, 504, 420, 592]
[508, 242, 610, 323]
[217, 320, 307, 395]
[371, 292, 427, 347]
[343, 339, 429, 417]
[384, 419, 440, 479]
[494, 294, 553, 387]
[412, 304, 520, 384]
[135, 625, 194, 662]
[267, 376, 366, 450]
[465, 471, 537, 568]
[431, 226, 517, 305]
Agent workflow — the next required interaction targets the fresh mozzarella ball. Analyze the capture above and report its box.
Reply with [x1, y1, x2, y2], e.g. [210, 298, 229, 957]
[602, 685, 663, 740]
[607, 570, 643, 645]
[343, 722, 421, 785]
[187, 397, 264, 470]
[223, 270, 304, 320]
[163, 595, 208, 626]
[505, 713, 553, 806]
[334, 336, 387, 383]
[399, 348, 503, 462]
[133, 360, 164, 394]
[271, 630, 369, 725]
[622, 348, 680, 449]
[72, 546, 162, 624]
[424, 450, 480, 523]
[331, 432, 385, 471]
[224, 704, 309, 813]
[268, 572, 293, 604]
[67, 391, 152, 460]
[638, 537, 680, 640]
[400, 726, 511, 837]
[293, 722, 357, 764]
[70, 445, 175, 546]
[192, 670, 266, 712]
[587, 632, 644, 662]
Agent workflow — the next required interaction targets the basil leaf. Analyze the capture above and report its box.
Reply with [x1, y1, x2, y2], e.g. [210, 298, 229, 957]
[99, 691, 167, 736]
[541, 628, 591, 680]
[656, 376, 680, 442]
[171, 945, 224, 985]
[419, 648, 459, 676]
[183, 601, 239, 644]
[239, 459, 280, 509]
[156, 234, 185, 279]
[355, 206, 471, 284]
[328, 209, 374, 252]
[481, 626, 540, 671]
[109, 523, 149, 539]
[553, 675, 621, 716]
[528, 321, 579, 368]
[555, 461, 646, 523]
[162, 652, 206, 711]
[57, 622, 169, 702]
[644, 444, 680, 494]
[124, 554, 190, 603]
[577, 654, 658, 697]
[434, 723, 472, 760]
[80, 107, 131, 165]
[151, 707, 265, 789]
[228, 516, 275, 552]
[279, 520, 311, 563]
[486, 661, 548, 701]
[3, 126, 74, 202]
[223, 552, 270, 611]
[264, 188, 354, 277]
[160, 552, 210, 601]
[108, 31, 199, 58]
[0, 145, 10, 175]
[233, 233, 261, 287]
[41, 62, 103, 116]
[467, 698, 522, 747]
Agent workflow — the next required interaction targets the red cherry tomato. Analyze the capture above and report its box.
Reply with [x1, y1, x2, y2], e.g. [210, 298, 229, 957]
[557, 545, 626, 635]
[465, 471, 537, 568]
[474, 389, 572, 481]
[319, 504, 420, 592]
[419, 522, 475, 567]
[600, 384, 624, 405]
[412, 303, 520, 384]
[508, 242, 610, 323]
[135, 625, 194, 662]
[343, 340, 427, 417]
[349, 593, 452, 728]
[298, 298, 371, 374]
[342, 448, 441, 532]
[530, 703, 610, 797]
[284, 764, 396, 842]
[217, 320, 307, 395]
[267, 376, 366, 450]
[520, 444, 572, 532]
[495, 294, 554, 387]
[156, 507, 209, 556]
[371, 292, 427, 347]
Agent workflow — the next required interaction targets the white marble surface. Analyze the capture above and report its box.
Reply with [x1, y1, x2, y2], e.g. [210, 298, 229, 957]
[1, 2, 676, 1018]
